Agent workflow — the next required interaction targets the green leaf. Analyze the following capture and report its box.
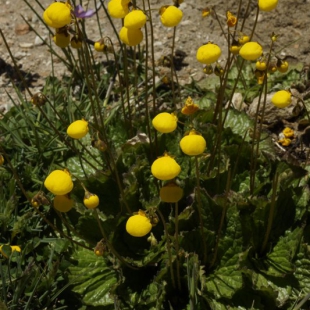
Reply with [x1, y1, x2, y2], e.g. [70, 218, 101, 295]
[205, 206, 244, 299]
[266, 227, 304, 277]
[69, 247, 118, 306]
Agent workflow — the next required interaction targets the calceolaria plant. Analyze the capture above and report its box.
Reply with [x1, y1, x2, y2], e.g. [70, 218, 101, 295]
[1, 0, 310, 309]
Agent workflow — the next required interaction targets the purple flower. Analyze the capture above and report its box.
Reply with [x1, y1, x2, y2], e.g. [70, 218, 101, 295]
[74, 4, 95, 18]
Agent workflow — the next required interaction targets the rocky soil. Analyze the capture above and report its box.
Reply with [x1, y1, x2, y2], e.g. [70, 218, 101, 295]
[1, 0, 310, 111]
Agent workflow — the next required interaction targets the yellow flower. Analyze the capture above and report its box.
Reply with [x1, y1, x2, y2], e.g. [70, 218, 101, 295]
[124, 10, 147, 29]
[67, 119, 89, 139]
[258, 0, 278, 11]
[53, 195, 74, 212]
[152, 112, 178, 133]
[239, 42, 263, 61]
[94, 41, 105, 52]
[44, 169, 73, 195]
[108, 0, 129, 18]
[83, 193, 99, 209]
[160, 183, 183, 203]
[203, 64, 213, 75]
[238, 34, 250, 45]
[71, 36, 82, 49]
[282, 127, 294, 138]
[119, 27, 143, 46]
[268, 62, 277, 73]
[43, 2, 72, 28]
[159, 6, 183, 27]
[214, 63, 224, 76]
[94, 240, 105, 256]
[0, 154, 4, 166]
[229, 44, 241, 55]
[53, 31, 70, 48]
[256, 60, 267, 71]
[0, 245, 21, 258]
[226, 11, 237, 27]
[279, 138, 291, 146]
[126, 210, 152, 237]
[181, 97, 199, 115]
[257, 73, 265, 85]
[196, 42, 222, 65]
[202, 7, 211, 17]
[151, 153, 181, 180]
[180, 130, 206, 156]
[277, 60, 289, 73]
[271, 90, 292, 108]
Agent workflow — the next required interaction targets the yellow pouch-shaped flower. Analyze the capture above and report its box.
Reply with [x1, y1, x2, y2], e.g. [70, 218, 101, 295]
[160, 6, 183, 27]
[84, 193, 99, 209]
[271, 90, 291, 108]
[126, 210, 152, 237]
[53, 195, 74, 212]
[151, 153, 181, 180]
[108, 0, 129, 18]
[43, 2, 72, 28]
[44, 170, 73, 195]
[152, 112, 178, 133]
[258, 0, 278, 11]
[124, 10, 147, 29]
[67, 119, 89, 139]
[119, 27, 143, 46]
[239, 42, 263, 61]
[53, 32, 70, 48]
[196, 43, 221, 65]
[180, 130, 206, 156]
[160, 183, 183, 203]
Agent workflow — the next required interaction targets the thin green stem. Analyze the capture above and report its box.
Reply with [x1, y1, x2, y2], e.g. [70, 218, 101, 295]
[157, 209, 176, 289]
[210, 169, 232, 268]
[174, 202, 181, 290]
[261, 173, 278, 254]
[195, 157, 207, 264]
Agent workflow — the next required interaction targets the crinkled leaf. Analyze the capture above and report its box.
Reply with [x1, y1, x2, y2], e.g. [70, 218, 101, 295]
[69, 248, 118, 306]
[266, 227, 304, 277]
[205, 206, 244, 299]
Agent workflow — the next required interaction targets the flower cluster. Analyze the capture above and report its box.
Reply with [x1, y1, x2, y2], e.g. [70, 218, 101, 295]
[278, 127, 294, 146]
[43, 2, 95, 49]
[44, 169, 74, 212]
[108, 1, 147, 46]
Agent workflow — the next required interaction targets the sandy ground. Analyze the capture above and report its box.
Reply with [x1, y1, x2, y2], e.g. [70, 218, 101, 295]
[0, 0, 310, 110]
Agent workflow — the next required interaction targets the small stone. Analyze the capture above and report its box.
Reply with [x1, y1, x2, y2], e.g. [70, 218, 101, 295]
[34, 35, 46, 46]
[19, 42, 33, 48]
[15, 23, 30, 35]
[14, 51, 27, 60]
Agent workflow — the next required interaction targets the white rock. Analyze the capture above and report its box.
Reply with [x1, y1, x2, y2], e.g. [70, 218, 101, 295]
[19, 42, 33, 48]
[34, 35, 46, 46]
